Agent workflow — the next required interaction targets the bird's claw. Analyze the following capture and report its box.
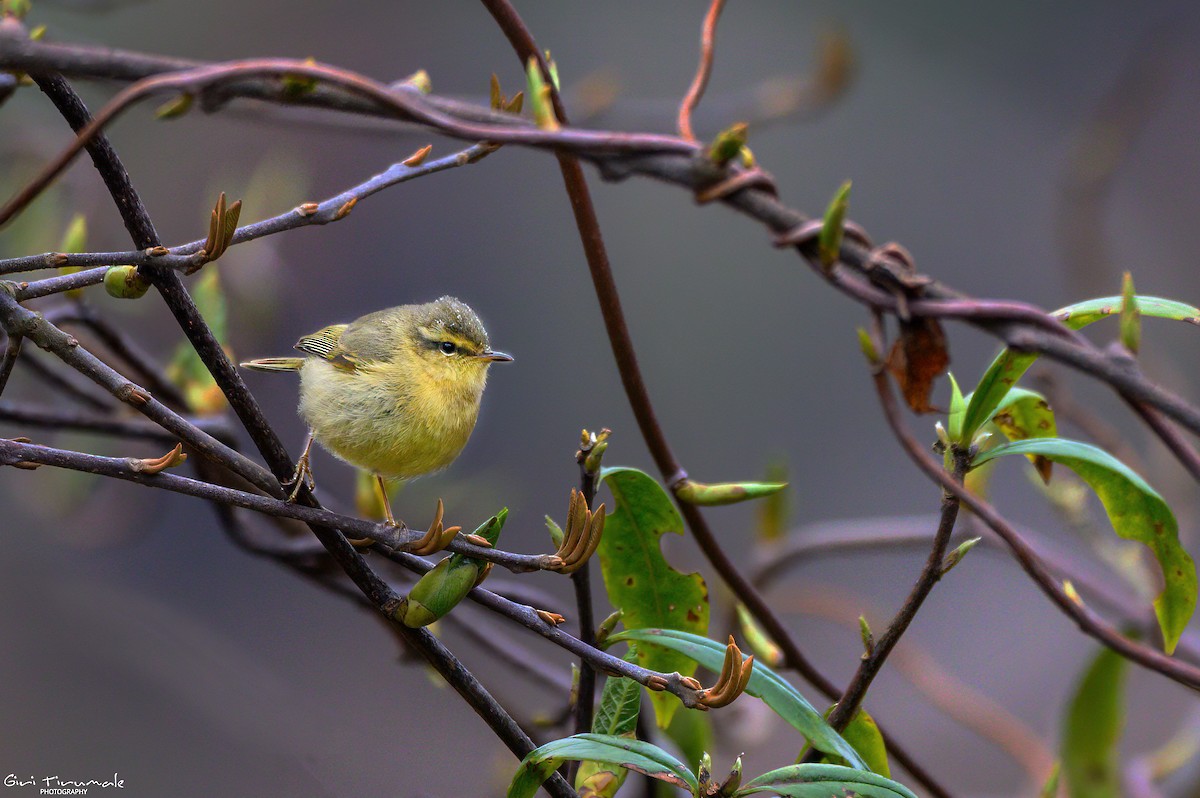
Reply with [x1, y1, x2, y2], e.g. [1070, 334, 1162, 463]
[283, 454, 315, 501]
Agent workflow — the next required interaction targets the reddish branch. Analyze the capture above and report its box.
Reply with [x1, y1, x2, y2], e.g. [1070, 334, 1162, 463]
[678, 0, 728, 141]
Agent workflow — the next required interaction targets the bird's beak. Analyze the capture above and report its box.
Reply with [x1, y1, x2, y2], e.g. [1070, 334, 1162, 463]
[477, 350, 513, 362]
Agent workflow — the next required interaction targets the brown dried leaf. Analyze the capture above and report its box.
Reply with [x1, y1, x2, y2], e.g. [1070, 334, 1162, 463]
[887, 317, 949, 413]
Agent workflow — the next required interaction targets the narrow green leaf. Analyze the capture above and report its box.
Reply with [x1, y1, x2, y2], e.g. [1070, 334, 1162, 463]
[1119, 273, 1140, 354]
[819, 180, 852, 268]
[608, 629, 866, 769]
[737, 763, 916, 798]
[736, 604, 783, 666]
[1053, 295, 1200, 329]
[947, 372, 966, 443]
[973, 439, 1195, 652]
[1062, 647, 1127, 798]
[57, 213, 87, 299]
[1040, 762, 1061, 798]
[960, 294, 1200, 443]
[507, 735, 696, 798]
[597, 468, 709, 729]
[165, 269, 229, 414]
[676, 479, 787, 507]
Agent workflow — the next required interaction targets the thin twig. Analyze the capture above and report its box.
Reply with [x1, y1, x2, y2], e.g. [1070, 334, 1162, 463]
[823, 448, 967, 732]
[678, 0, 728, 141]
[0, 401, 230, 443]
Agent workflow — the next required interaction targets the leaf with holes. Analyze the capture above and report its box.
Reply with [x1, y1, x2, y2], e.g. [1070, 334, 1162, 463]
[597, 468, 709, 729]
[973, 439, 1195, 652]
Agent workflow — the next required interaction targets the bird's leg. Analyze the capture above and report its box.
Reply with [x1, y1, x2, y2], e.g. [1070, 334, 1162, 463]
[376, 474, 398, 527]
[283, 431, 316, 501]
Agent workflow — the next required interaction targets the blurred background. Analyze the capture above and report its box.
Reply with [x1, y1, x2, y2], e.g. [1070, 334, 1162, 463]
[3, 1, 1200, 795]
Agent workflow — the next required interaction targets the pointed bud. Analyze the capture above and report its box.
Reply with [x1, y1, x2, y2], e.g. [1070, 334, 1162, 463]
[707, 122, 749, 167]
[401, 69, 431, 94]
[940, 537, 981, 576]
[155, 93, 194, 120]
[525, 56, 559, 131]
[717, 756, 743, 797]
[595, 608, 624, 647]
[819, 180, 852, 268]
[858, 615, 874, 657]
[856, 326, 880, 365]
[58, 214, 87, 299]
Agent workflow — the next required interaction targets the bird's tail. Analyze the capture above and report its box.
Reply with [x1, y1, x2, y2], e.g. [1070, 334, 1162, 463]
[240, 357, 306, 373]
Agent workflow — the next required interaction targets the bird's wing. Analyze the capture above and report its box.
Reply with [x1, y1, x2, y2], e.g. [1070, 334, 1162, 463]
[294, 324, 363, 372]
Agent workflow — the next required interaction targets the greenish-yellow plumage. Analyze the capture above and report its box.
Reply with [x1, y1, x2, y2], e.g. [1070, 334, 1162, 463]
[240, 296, 511, 524]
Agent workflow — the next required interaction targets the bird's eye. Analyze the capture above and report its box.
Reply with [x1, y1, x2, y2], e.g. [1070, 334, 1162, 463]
[439, 341, 457, 355]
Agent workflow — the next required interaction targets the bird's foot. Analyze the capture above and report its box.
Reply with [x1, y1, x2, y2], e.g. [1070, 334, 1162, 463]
[283, 453, 315, 501]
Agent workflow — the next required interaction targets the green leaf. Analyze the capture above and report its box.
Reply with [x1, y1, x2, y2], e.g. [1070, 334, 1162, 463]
[675, 479, 788, 507]
[506, 735, 696, 798]
[608, 628, 866, 769]
[1040, 762, 1061, 798]
[1053, 295, 1200, 329]
[165, 269, 229, 414]
[973, 438, 1195, 652]
[57, 213, 88, 299]
[819, 707, 890, 777]
[737, 763, 916, 798]
[592, 657, 642, 738]
[987, 386, 1058, 482]
[947, 372, 966, 443]
[960, 294, 1200, 443]
[1062, 647, 1127, 798]
[577, 650, 643, 797]
[597, 468, 709, 729]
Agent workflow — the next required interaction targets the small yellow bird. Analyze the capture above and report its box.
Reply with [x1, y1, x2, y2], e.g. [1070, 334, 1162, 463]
[240, 296, 512, 525]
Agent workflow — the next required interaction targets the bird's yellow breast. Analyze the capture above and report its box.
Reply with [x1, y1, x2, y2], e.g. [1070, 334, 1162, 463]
[297, 356, 485, 479]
